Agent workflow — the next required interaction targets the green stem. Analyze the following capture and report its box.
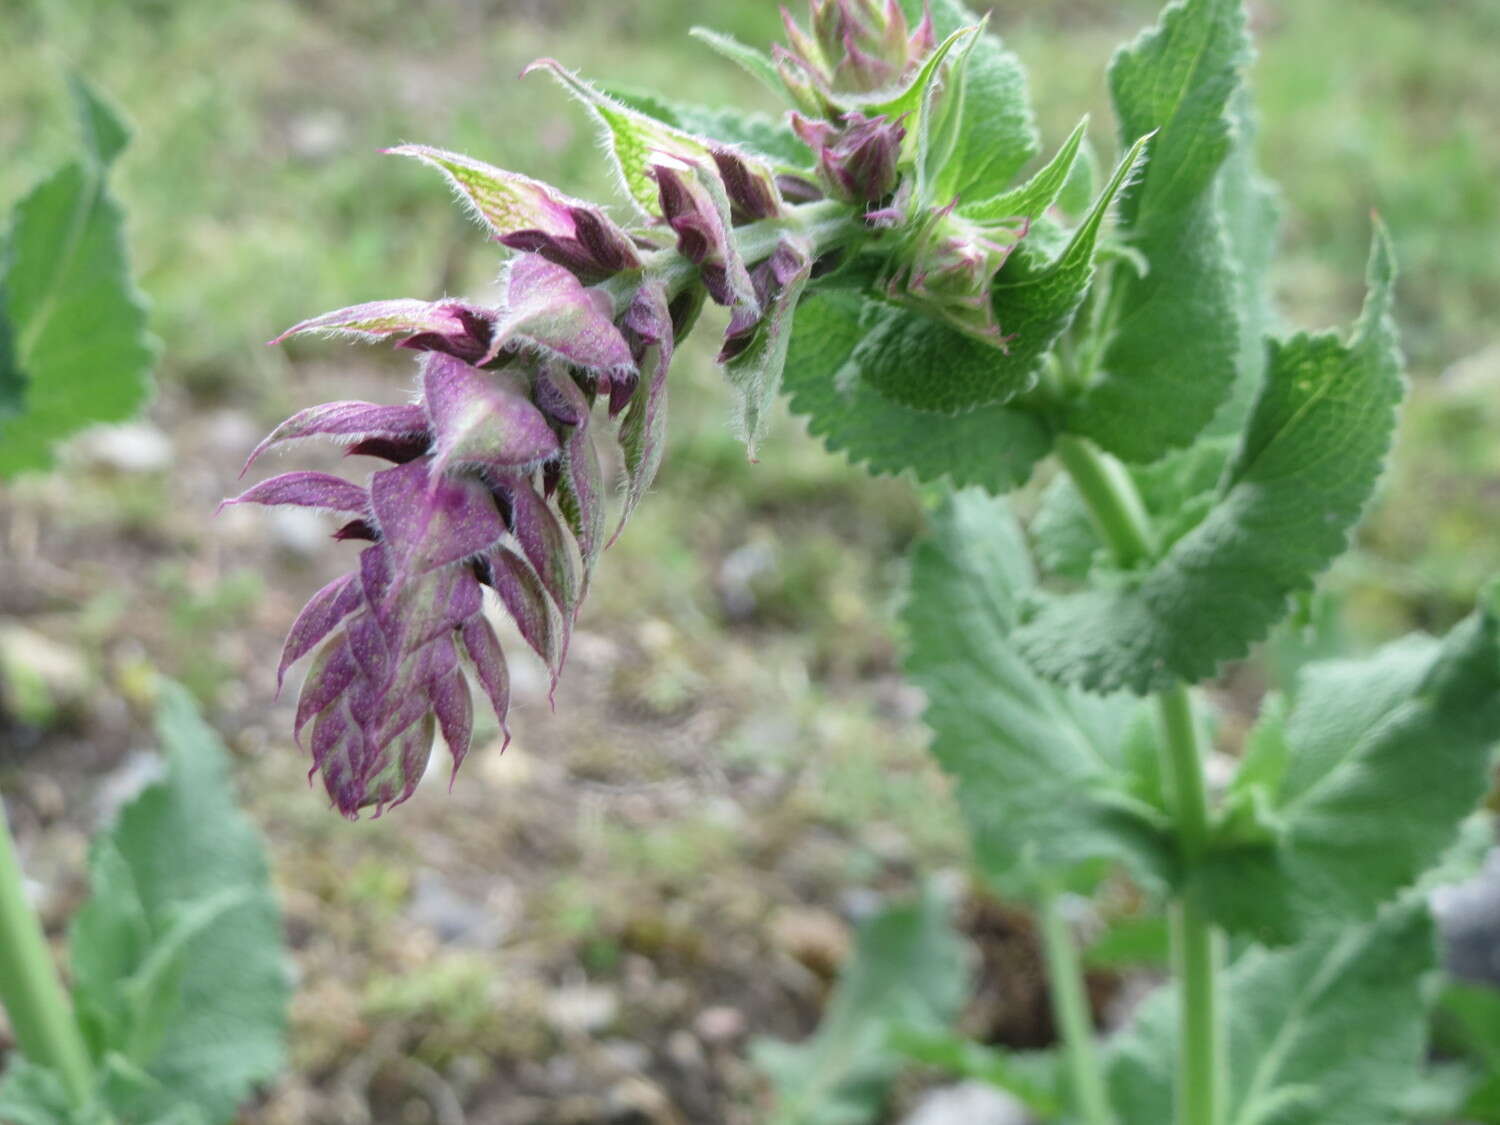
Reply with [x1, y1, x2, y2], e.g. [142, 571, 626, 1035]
[1054, 435, 1222, 1125]
[0, 799, 93, 1106]
[1038, 885, 1114, 1125]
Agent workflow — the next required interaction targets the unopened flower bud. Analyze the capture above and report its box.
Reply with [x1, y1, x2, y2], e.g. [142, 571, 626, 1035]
[889, 203, 1030, 345]
[792, 111, 905, 205]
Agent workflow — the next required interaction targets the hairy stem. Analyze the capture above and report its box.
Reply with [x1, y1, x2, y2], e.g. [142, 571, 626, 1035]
[1038, 884, 1114, 1125]
[0, 799, 93, 1105]
[1055, 434, 1222, 1125]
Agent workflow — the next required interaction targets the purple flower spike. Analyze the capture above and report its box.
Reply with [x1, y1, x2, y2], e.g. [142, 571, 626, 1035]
[501, 478, 580, 623]
[272, 298, 494, 363]
[385, 145, 642, 283]
[613, 280, 674, 545]
[651, 159, 760, 320]
[369, 459, 507, 586]
[481, 546, 565, 678]
[423, 353, 560, 477]
[222, 471, 370, 517]
[711, 148, 785, 225]
[242, 401, 431, 476]
[485, 254, 636, 376]
[278, 573, 362, 692]
[777, 0, 935, 109]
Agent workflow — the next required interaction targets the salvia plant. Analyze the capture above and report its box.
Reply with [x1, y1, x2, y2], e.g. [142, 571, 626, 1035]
[225, 0, 1500, 1121]
[3, 0, 1498, 1123]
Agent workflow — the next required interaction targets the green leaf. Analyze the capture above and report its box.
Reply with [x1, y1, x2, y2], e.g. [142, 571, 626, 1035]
[960, 116, 1088, 225]
[1109, 900, 1437, 1125]
[0, 90, 154, 478]
[1017, 227, 1404, 694]
[1205, 85, 1281, 438]
[1198, 603, 1500, 943]
[1437, 983, 1500, 1123]
[1066, 0, 1249, 462]
[904, 490, 1171, 892]
[69, 76, 130, 170]
[688, 27, 784, 99]
[859, 131, 1151, 414]
[0, 1058, 89, 1125]
[782, 290, 1053, 493]
[723, 235, 813, 453]
[68, 682, 289, 1123]
[888, 1028, 1061, 1114]
[754, 887, 968, 1125]
[606, 87, 810, 169]
[901, 0, 1040, 200]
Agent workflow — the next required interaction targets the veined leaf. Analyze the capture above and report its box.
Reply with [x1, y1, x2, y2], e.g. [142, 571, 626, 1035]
[1067, 0, 1249, 462]
[606, 87, 810, 169]
[0, 79, 154, 478]
[861, 131, 1150, 415]
[904, 490, 1171, 892]
[1109, 900, 1436, 1125]
[1198, 602, 1500, 943]
[753, 888, 967, 1125]
[68, 683, 289, 1122]
[782, 291, 1053, 493]
[1017, 227, 1404, 694]
[900, 0, 1039, 200]
[960, 116, 1089, 225]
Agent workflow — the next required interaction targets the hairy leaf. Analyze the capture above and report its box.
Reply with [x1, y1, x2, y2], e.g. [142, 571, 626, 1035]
[1017, 228, 1403, 694]
[1109, 900, 1436, 1125]
[960, 117, 1088, 225]
[901, 0, 1039, 200]
[905, 490, 1171, 891]
[860, 131, 1150, 414]
[1067, 0, 1248, 462]
[606, 87, 810, 169]
[1198, 603, 1500, 942]
[68, 683, 289, 1122]
[0, 81, 153, 478]
[753, 888, 967, 1125]
[782, 290, 1053, 493]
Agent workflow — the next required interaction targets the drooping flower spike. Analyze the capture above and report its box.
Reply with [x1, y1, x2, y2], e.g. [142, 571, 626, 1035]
[229, 1, 1134, 815]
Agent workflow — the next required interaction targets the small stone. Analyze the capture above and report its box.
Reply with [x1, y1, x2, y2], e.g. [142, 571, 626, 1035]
[0, 625, 92, 726]
[545, 983, 619, 1035]
[693, 1005, 745, 1045]
[666, 1029, 703, 1069]
[770, 906, 851, 979]
[79, 421, 174, 473]
[600, 1038, 650, 1073]
[901, 1081, 1031, 1125]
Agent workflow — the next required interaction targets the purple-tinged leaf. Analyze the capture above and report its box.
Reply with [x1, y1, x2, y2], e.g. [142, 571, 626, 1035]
[271, 298, 493, 362]
[485, 254, 636, 376]
[614, 278, 673, 544]
[242, 401, 430, 475]
[459, 616, 511, 744]
[278, 573, 362, 690]
[333, 519, 379, 542]
[423, 353, 560, 476]
[501, 478, 580, 620]
[357, 712, 436, 818]
[791, 111, 906, 205]
[222, 471, 369, 517]
[535, 372, 606, 579]
[721, 236, 814, 457]
[651, 159, 759, 321]
[295, 635, 359, 739]
[346, 435, 432, 464]
[711, 148, 784, 224]
[386, 145, 640, 281]
[483, 546, 565, 678]
[429, 668, 474, 774]
[369, 459, 508, 583]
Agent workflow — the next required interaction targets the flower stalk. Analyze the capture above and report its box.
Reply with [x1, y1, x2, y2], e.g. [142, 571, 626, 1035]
[1053, 434, 1223, 1125]
[0, 800, 93, 1106]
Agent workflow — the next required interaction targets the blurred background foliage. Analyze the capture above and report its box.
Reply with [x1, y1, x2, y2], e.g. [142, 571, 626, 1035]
[2, 0, 1498, 1121]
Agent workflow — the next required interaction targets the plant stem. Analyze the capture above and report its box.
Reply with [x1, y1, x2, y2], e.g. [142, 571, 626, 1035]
[1054, 434, 1222, 1125]
[0, 798, 93, 1106]
[1038, 885, 1114, 1125]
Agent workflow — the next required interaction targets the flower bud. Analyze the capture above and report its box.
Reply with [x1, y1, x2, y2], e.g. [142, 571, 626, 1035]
[777, 0, 935, 109]
[889, 203, 1031, 344]
[792, 111, 906, 205]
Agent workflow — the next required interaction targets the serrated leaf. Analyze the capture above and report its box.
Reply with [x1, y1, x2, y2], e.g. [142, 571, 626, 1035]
[901, 0, 1039, 200]
[782, 290, 1052, 492]
[960, 116, 1088, 225]
[1109, 900, 1436, 1125]
[1066, 0, 1248, 462]
[0, 133, 154, 477]
[1017, 227, 1404, 694]
[863, 131, 1150, 414]
[1196, 604, 1500, 943]
[1205, 85, 1281, 438]
[904, 490, 1171, 892]
[68, 682, 289, 1122]
[753, 888, 967, 1125]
